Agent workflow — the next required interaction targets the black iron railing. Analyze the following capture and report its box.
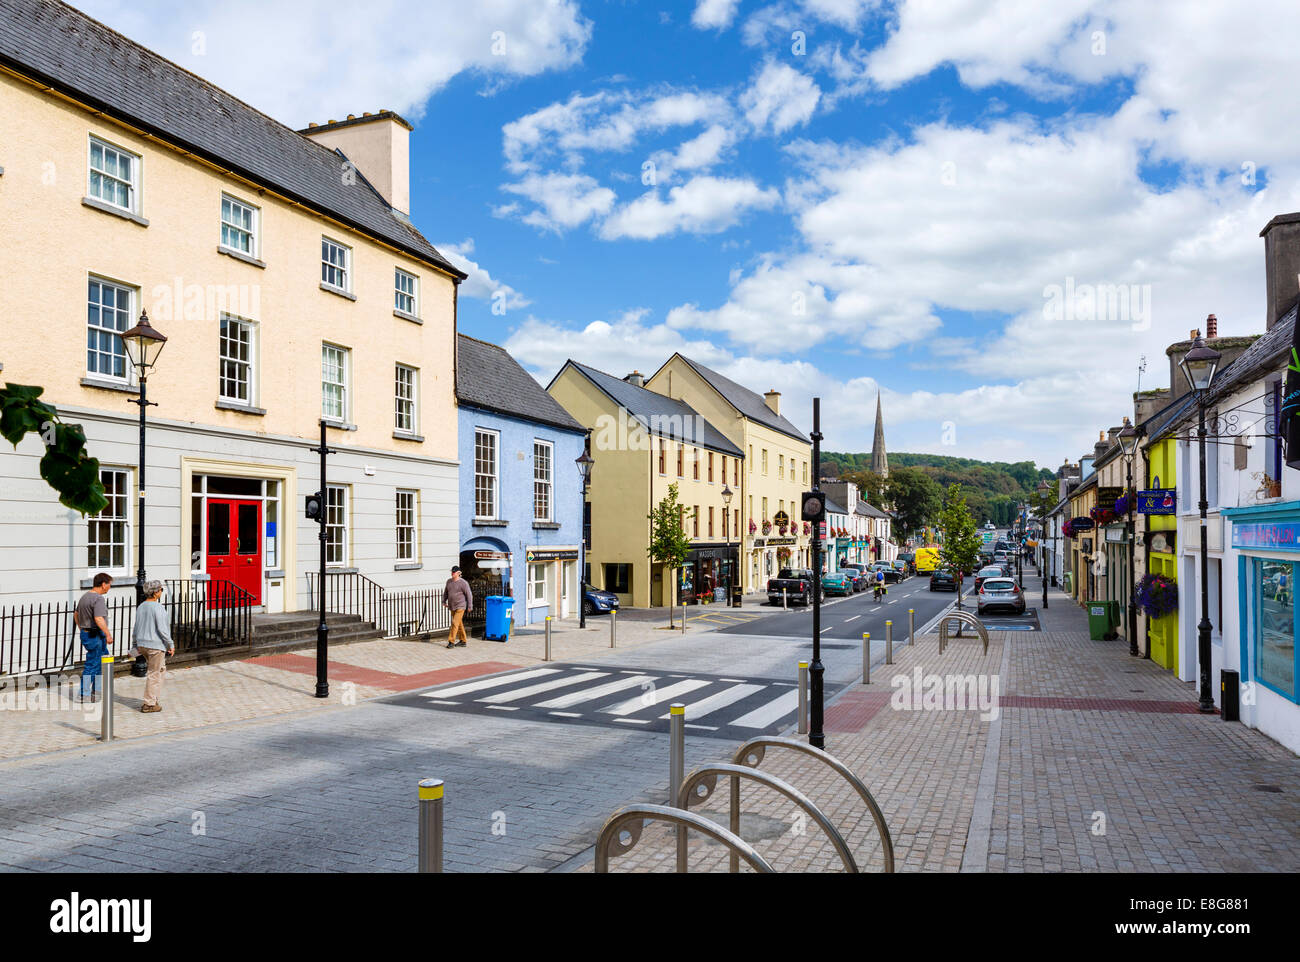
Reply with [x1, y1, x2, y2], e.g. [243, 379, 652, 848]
[382, 588, 451, 636]
[162, 579, 255, 653]
[307, 570, 384, 631]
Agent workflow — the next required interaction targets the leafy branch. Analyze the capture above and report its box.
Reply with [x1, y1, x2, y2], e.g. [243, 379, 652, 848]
[0, 384, 107, 515]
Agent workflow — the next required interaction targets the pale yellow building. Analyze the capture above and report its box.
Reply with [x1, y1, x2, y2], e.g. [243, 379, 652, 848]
[645, 355, 813, 591]
[0, 1, 465, 611]
[546, 363, 744, 608]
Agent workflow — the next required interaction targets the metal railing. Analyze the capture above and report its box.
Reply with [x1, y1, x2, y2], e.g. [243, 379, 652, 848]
[938, 610, 990, 655]
[162, 578, 255, 653]
[595, 804, 775, 873]
[307, 570, 384, 631]
[382, 588, 451, 637]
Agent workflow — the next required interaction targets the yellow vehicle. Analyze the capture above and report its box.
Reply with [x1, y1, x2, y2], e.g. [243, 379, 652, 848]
[914, 547, 941, 574]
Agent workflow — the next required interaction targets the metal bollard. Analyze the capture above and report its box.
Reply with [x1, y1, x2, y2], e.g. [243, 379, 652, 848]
[669, 704, 685, 805]
[862, 633, 870, 685]
[797, 661, 808, 734]
[886, 620, 893, 665]
[782, 587, 788, 610]
[418, 778, 444, 873]
[100, 655, 114, 743]
[682, 602, 687, 635]
[544, 616, 552, 662]
[610, 608, 617, 648]
[909, 608, 915, 647]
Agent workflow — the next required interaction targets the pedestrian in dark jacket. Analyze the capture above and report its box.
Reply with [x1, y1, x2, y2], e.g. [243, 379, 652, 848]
[444, 567, 473, 648]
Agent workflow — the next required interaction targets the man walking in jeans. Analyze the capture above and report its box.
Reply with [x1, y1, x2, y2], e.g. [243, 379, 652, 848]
[444, 566, 473, 649]
[74, 572, 114, 700]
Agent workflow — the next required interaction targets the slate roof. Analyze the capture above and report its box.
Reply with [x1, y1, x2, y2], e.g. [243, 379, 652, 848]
[825, 498, 847, 515]
[858, 501, 889, 519]
[552, 361, 744, 457]
[668, 355, 809, 442]
[0, 0, 463, 278]
[457, 336, 585, 435]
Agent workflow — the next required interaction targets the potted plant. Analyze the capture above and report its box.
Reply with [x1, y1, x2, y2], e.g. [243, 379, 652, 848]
[1134, 574, 1178, 618]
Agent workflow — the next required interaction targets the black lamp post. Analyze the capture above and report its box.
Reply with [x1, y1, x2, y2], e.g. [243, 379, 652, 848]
[576, 444, 593, 629]
[721, 483, 734, 607]
[1179, 334, 1222, 713]
[118, 310, 166, 605]
[1118, 418, 1140, 657]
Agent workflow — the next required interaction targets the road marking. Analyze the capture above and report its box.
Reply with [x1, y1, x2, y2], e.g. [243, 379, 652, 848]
[422, 699, 459, 705]
[613, 717, 651, 725]
[548, 711, 582, 718]
[425, 667, 559, 699]
[845, 615, 861, 622]
[478, 670, 609, 704]
[685, 723, 719, 731]
[485, 705, 519, 711]
[662, 683, 763, 719]
[601, 678, 711, 715]
[731, 689, 801, 729]
[534, 674, 656, 709]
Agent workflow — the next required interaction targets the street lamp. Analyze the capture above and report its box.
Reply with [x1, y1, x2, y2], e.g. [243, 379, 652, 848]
[1118, 418, 1140, 657]
[576, 444, 594, 629]
[1179, 334, 1222, 714]
[118, 310, 166, 604]
[721, 483, 734, 607]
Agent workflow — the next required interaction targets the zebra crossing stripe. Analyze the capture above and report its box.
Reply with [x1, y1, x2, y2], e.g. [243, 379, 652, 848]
[660, 683, 762, 720]
[424, 667, 559, 699]
[477, 671, 609, 704]
[730, 689, 801, 729]
[534, 674, 656, 709]
[601, 679, 711, 715]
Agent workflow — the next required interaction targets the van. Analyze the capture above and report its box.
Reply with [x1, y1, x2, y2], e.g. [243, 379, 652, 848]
[914, 547, 941, 574]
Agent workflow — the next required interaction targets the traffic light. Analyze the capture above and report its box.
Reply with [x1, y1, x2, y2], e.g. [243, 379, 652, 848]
[305, 491, 323, 522]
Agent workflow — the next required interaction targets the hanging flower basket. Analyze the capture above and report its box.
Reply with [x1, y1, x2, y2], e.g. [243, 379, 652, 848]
[803, 522, 811, 535]
[1090, 505, 1116, 525]
[778, 524, 788, 535]
[777, 546, 792, 561]
[1113, 489, 1135, 516]
[748, 519, 758, 535]
[762, 520, 772, 535]
[1062, 518, 1076, 538]
[1135, 574, 1178, 618]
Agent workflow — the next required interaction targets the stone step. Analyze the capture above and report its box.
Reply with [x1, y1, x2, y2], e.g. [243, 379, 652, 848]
[251, 613, 370, 643]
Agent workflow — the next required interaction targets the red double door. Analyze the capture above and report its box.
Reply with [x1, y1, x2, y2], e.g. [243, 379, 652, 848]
[206, 498, 261, 606]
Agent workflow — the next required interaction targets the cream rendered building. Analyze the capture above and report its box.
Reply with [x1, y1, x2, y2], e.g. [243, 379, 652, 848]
[645, 355, 812, 592]
[0, 1, 464, 611]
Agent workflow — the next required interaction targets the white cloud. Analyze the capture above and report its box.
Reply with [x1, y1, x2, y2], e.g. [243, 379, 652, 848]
[740, 61, 822, 134]
[691, 0, 743, 29]
[72, 0, 592, 126]
[600, 176, 780, 240]
[500, 172, 617, 231]
[437, 239, 530, 309]
[647, 125, 736, 182]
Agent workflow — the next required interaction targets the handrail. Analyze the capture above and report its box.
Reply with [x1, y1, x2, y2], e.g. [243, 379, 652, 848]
[677, 763, 859, 873]
[307, 570, 385, 631]
[594, 804, 774, 873]
[732, 736, 895, 873]
[939, 610, 989, 654]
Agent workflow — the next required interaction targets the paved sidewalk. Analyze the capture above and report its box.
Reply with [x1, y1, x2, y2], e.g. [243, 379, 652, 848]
[584, 586, 1300, 873]
[0, 612, 686, 761]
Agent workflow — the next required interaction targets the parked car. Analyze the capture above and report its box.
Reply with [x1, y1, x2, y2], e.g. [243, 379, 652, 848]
[978, 577, 1026, 615]
[973, 565, 1005, 593]
[582, 583, 620, 616]
[929, 569, 958, 592]
[821, 572, 853, 597]
[767, 568, 814, 606]
[839, 564, 870, 591]
[872, 561, 902, 584]
[891, 560, 909, 580]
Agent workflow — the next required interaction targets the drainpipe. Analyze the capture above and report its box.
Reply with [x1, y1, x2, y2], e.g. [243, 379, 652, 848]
[1141, 444, 1152, 659]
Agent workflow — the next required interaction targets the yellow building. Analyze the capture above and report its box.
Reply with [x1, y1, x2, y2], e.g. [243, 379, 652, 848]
[0, 2, 464, 611]
[645, 355, 812, 591]
[1067, 474, 1098, 604]
[546, 363, 744, 608]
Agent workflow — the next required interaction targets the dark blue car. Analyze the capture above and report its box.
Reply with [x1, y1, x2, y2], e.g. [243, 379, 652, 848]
[583, 583, 619, 616]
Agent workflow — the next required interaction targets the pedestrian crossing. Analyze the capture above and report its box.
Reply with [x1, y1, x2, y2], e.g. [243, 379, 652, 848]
[386, 663, 805, 739]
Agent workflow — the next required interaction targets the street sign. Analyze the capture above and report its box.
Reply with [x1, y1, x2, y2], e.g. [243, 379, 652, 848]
[1137, 489, 1176, 515]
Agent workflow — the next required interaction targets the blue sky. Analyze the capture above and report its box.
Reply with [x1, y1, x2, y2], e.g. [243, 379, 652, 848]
[75, 0, 1300, 469]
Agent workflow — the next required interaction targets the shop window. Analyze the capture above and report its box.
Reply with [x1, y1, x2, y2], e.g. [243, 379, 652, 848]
[604, 563, 631, 594]
[528, 562, 546, 604]
[1255, 559, 1297, 699]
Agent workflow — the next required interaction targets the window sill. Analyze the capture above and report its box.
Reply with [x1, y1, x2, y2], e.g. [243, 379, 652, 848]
[393, 431, 424, 442]
[394, 309, 423, 325]
[265, 569, 286, 579]
[533, 522, 561, 530]
[217, 246, 266, 269]
[322, 419, 357, 431]
[215, 399, 267, 416]
[472, 518, 508, 527]
[394, 562, 423, 571]
[79, 574, 133, 589]
[320, 282, 357, 302]
[80, 376, 138, 395]
[326, 567, 360, 574]
[82, 196, 149, 226]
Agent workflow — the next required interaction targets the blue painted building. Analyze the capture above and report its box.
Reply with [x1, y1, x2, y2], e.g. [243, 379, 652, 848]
[456, 335, 587, 626]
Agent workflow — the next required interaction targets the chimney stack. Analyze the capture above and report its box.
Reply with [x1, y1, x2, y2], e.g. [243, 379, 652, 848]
[1205, 313, 1218, 338]
[623, 371, 644, 387]
[764, 390, 781, 415]
[301, 110, 413, 216]
[1261, 213, 1300, 329]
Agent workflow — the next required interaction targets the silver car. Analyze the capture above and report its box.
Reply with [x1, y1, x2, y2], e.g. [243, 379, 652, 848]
[977, 577, 1025, 615]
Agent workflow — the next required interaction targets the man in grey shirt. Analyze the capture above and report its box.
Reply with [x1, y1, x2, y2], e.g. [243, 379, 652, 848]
[443, 566, 472, 649]
[75, 572, 114, 699]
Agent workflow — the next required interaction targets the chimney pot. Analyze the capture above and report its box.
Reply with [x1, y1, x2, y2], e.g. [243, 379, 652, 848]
[346, 114, 356, 120]
[1206, 313, 1218, 338]
[623, 371, 644, 387]
[1260, 212, 1300, 329]
[308, 122, 318, 128]
[763, 389, 781, 416]
[363, 112, 372, 117]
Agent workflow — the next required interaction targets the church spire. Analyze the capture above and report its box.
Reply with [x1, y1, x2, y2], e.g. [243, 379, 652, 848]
[871, 392, 888, 479]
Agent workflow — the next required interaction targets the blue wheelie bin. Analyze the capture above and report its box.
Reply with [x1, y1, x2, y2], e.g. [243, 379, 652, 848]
[485, 596, 515, 641]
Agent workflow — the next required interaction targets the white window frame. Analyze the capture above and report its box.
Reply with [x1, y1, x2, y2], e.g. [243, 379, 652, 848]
[219, 314, 256, 404]
[87, 467, 132, 575]
[321, 236, 351, 293]
[87, 135, 139, 213]
[325, 484, 348, 567]
[86, 276, 134, 383]
[396, 489, 418, 562]
[528, 562, 547, 604]
[220, 193, 259, 257]
[395, 268, 418, 316]
[474, 428, 500, 521]
[321, 343, 350, 423]
[534, 440, 553, 522]
[395, 363, 418, 434]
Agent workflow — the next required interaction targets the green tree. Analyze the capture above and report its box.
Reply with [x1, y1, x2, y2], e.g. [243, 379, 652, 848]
[840, 468, 887, 506]
[0, 384, 107, 515]
[885, 467, 942, 540]
[938, 483, 983, 602]
[648, 482, 693, 626]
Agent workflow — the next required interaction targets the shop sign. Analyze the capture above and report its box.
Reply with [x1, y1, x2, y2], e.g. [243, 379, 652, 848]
[474, 550, 509, 560]
[752, 538, 766, 548]
[1104, 525, 1126, 543]
[1070, 517, 1095, 530]
[689, 545, 732, 560]
[1098, 486, 1123, 506]
[835, 538, 850, 548]
[526, 548, 579, 562]
[1137, 489, 1176, 515]
[1231, 521, 1300, 551]
[767, 536, 796, 546]
[773, 510, 790, 527]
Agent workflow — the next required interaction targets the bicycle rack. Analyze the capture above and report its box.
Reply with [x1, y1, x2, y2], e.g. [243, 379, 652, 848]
[938, 610, 989, 655]
[677, 763, 859, 873]
[594, 804, 775, 873]
[733, 736, 895, 873]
